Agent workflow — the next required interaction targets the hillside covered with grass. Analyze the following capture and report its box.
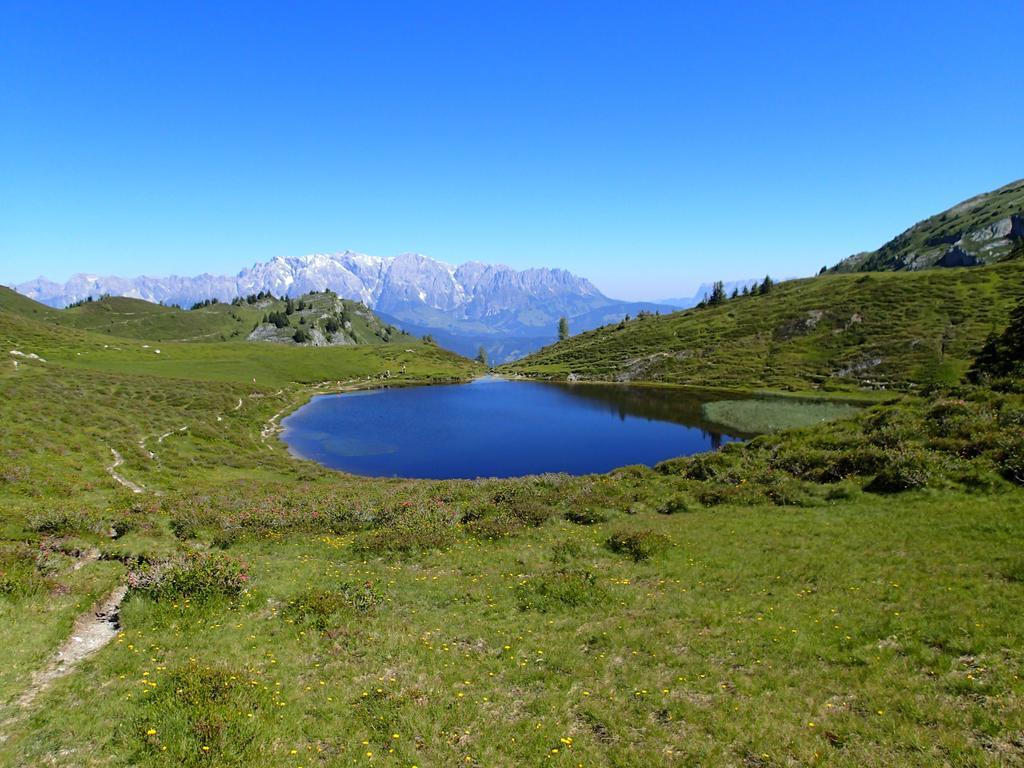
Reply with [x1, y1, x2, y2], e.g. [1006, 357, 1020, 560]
[831, 178, 1024, 272]
[0, 287, 1023, 766]
[0, 287, 407, 347]
[502, 261, 1024, 391]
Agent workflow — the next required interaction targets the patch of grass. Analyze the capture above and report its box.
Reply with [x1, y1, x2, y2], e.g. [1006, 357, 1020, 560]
[702, 398, 862, 433]
[122, 663, 276, 767]
[283, 582, 384, 631]
[515, 567, 608, 611]
[0, 545, 49, 598]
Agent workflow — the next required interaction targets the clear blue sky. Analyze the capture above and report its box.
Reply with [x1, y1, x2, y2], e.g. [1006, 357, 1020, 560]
[2, 1, 1022, 300]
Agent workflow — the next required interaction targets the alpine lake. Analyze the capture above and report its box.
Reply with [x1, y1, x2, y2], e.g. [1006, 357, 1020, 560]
[281, 377, 862, 479]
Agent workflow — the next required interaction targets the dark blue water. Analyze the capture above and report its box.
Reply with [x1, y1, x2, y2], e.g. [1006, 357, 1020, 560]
[280, 377, 745, 479]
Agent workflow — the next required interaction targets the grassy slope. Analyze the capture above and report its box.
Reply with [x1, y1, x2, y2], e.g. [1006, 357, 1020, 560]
[248, 291, 405, 345]
[0, 288, 264, 342]
[0, 287, 405, 346]
[1, 300, 1022, 766]
[832, 178, 1024, 272]
[502, 262, 1024, 391]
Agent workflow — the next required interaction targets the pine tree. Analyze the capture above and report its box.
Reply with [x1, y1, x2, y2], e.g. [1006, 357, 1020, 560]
[558, 316, 570, 341]
[708, 281, 726, 306]
[968, 298, 1024, 383]
[476, 346, 488, 366]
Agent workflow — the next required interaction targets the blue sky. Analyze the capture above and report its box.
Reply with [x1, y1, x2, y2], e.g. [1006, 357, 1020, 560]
[2, 1, 1022, 300]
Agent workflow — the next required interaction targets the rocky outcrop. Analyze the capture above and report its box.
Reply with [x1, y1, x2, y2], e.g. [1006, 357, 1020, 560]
[832, 179, 1024, 273]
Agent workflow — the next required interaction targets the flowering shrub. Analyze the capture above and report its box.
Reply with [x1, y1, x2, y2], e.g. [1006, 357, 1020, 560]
[127, 551, 249, 601]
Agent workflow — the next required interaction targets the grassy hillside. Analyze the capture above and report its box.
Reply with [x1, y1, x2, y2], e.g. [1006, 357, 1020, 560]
[1, 292, 1022, 766]
[0, 287, 407, 347]
[832, 178, 1024, 272]
[501, 261, 1024, 391]
[248, 291, 406, 346]
[0, 288, 265, 342]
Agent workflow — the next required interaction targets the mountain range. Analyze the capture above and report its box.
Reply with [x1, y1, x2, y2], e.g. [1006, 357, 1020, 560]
[14, 252, 672, 362]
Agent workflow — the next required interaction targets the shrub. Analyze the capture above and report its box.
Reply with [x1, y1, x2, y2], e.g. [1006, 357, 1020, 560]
[283, 582, 384, 631]
[491, 485, 556, 527]
[355, 501, 459, 555]
[28, 508, 92, 535]
[997, 434, 1024, 485]
[464, 511, 521, 540]
[127, 551, 249, 601]
[657, 451, 730, 480]
[515, 568, 607, 611]
[169, 515, 198, 540]
[564, 507, 608, 525]
[656, 495, 692, 515]
[606, 530, 670, 562]
[865, 449, 933, 493]
[211, 528, 241, 550]
[551, 538, 584, 564]
[609, 464, 653, 479]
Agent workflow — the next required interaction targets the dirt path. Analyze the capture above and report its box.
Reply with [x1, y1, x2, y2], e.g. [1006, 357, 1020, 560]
[157, 426, 187, 444]
[106, 448, 144, 494]
[11, 584, 128, 712]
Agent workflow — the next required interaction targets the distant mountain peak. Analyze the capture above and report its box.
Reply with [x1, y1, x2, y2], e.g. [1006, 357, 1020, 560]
[14, 251, 672, 362]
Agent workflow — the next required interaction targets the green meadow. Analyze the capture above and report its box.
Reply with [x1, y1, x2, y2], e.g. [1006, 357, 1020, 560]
[1, 284, 1022, 767]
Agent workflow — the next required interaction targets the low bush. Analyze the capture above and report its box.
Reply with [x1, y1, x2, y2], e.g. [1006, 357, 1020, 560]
[355, 501, 459, 555]
[515, 568, 607, 611]
[551, 537, 584, 564]
[210, 528, 241, 550]
[169, 515, 199, 541]
[127, 551, 249, 601]
[283, 581, 384, 630]
[606, 530, 670, 562]
[563, 507, 608, 525]
[464, 513, 521, 540]
[998, 434, 1024, 485]
[28, 508, 93, 536]
[865, 449, 934, 493]
[658, 451, 731, 480]
[656, 495, 692, 515]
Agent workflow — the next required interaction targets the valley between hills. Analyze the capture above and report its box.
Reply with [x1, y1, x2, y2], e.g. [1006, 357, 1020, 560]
[0, 179, 1023, 767]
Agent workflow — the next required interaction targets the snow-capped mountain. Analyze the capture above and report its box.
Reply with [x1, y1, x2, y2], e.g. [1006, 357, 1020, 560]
[15, 251, 672, 361]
